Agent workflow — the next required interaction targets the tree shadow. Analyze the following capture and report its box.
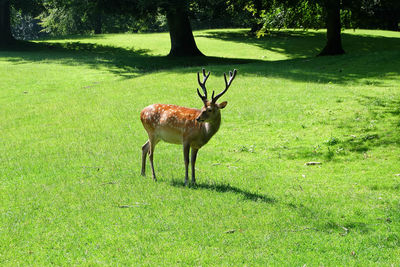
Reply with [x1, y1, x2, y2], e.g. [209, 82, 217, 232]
[1, 30, 399, 84]
[198, 29, 325, 59]
[281, 93, 400, 161]
[169, 179, 277, 204]
[199, 29, 400, 58]
[0, 40, 260, 79]
[339, 95, 400, 151]
[197, 29, 400, 85]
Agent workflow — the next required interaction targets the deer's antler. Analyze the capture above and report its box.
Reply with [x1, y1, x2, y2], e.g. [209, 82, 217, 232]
[212, 69, 237, 104]
[197, 68, 210, 105]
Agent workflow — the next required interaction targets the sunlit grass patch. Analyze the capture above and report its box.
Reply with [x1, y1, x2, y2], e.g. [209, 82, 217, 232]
[1, 29, 400, 265]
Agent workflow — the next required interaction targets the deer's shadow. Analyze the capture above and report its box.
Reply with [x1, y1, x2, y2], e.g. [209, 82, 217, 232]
[169, 179, 276, 204]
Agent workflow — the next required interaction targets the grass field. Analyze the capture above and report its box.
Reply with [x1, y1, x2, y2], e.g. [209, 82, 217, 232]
[1, 29, 400, 265]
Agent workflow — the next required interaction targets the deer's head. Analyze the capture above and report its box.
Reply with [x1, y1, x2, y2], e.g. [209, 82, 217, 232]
[195, 68, 237, 123]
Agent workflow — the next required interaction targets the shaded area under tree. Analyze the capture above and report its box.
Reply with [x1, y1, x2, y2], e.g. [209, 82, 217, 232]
[0, 30, 399, 83]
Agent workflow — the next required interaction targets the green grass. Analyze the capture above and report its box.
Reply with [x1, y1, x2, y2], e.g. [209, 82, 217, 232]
[1, 28, 400, 265]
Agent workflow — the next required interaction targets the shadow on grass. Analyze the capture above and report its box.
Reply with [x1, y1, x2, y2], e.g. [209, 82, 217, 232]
[270, 92, 400, 162]
[198, 29, 400, 84]
[1, 30, 399, 83]
[0, 40, 259, 79]
[199, 29, 400, 58]
[170, 179, 277, 204]
[341, 95, 400, 151]
[197, 29, 325, 59]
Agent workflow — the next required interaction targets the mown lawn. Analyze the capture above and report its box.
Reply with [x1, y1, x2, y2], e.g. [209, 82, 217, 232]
[1, 29, 400, 265]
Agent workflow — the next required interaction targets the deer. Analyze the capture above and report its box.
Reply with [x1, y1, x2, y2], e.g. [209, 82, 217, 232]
[140, 68, 237, 185]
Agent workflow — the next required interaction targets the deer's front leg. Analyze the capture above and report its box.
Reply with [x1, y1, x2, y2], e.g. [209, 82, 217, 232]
[183, 143, 190, 186]
[191, 148, 199, 185]
[148, 139, 157, 182]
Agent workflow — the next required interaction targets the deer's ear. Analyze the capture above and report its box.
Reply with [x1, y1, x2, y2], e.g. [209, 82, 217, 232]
[218, 101, 228, 109]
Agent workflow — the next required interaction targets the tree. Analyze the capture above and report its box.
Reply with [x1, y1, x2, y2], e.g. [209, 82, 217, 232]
[41, 0, 204, 56]
[93, 0, 203, 56]
[93, 6, 103, 34]
[256, 0, 346, 55]
[1, 0, 44, 44]
[373, 0, 400, 31]
[0, 0, 13, 45]
[248, 0, 269, 33]
[38, 1, 102, 35]
[165, 3, 203, 56]
[318, 0, 344, 55]
[347, 0, 399, 31]
[319, 0, 400, 55]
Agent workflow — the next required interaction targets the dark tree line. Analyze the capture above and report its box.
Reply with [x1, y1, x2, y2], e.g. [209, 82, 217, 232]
[0, 0, 12, 45]
[1, 0, 42, 45]
[1, 0, 399, 56]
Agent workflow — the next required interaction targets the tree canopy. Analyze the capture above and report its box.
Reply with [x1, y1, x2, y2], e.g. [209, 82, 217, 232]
[2, 0, 399, 55]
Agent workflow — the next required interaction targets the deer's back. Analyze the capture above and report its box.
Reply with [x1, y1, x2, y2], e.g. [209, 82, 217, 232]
[140, 104, 202, 144]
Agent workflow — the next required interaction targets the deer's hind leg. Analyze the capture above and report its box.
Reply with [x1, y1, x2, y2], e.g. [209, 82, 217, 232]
[141, 141, 150, 176]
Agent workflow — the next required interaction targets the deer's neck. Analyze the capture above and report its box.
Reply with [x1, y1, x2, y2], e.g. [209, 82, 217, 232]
[201, 113, 221, 144]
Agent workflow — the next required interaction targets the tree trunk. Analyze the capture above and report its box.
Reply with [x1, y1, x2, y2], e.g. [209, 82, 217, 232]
[250, 0, 263, 33]
[93, 8, 102, 34]
[166, 6, 204, 57]
[0, 0, 14, 45]
[318, 0, 345, 56]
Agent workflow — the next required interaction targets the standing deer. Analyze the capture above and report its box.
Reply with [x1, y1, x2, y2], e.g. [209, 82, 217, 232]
[140, 68, 237, 185]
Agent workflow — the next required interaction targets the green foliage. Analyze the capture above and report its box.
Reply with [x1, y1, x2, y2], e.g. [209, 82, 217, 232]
[9, 0, 399, 39]
[189, 0, 253, 29]
[37, 1, 167, 35]
[256, 0, 358, 36]
[11, 7, 43, 40]
[11, 0, 43, 15]
[27, 0, 255, 35]
[1, 29, 400, 265]
[38, 6, 82, 35]
[256, 0, 324, 36]
[346, 0, 400, 30]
